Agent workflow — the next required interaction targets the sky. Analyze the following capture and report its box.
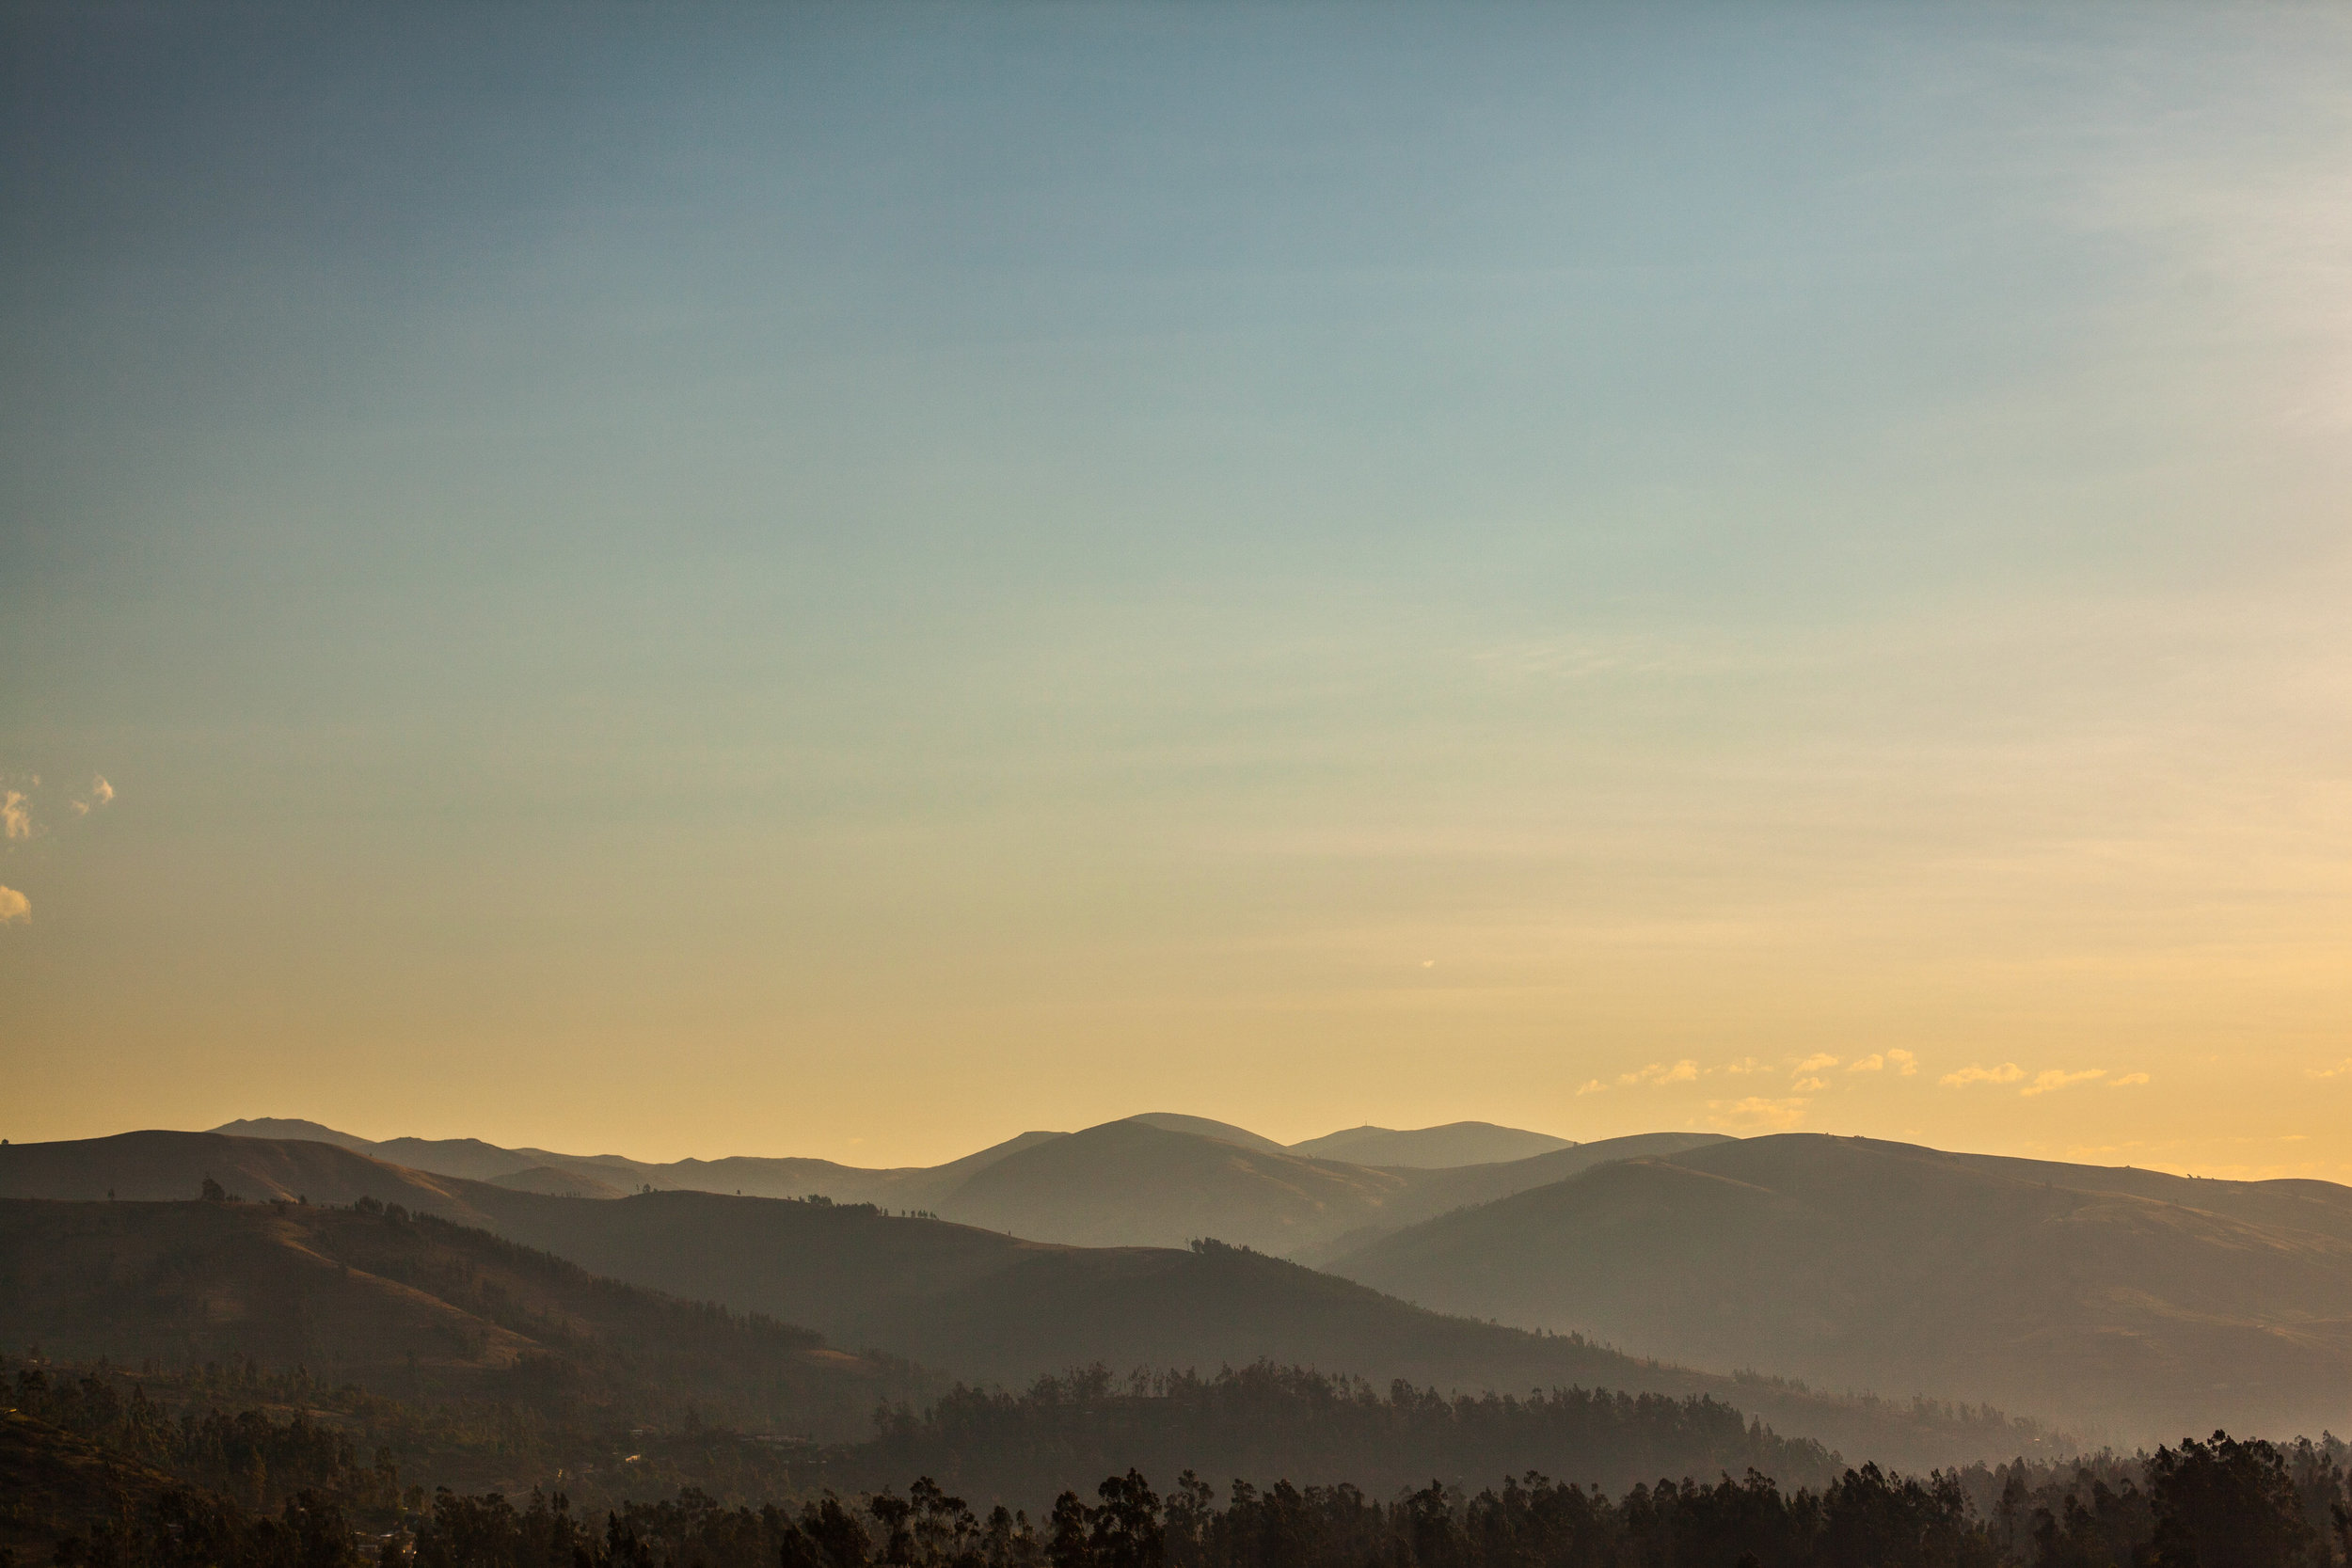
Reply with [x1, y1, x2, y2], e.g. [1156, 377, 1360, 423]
[4, 1, 2350, 1176]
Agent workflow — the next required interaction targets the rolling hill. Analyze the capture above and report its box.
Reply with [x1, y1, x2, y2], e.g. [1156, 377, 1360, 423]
[1329, 1133, 2352, 1443]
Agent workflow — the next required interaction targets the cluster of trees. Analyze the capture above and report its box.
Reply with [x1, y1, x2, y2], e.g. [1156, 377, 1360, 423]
[854, 1364, 1839, 1504]
[8, 1362, 405, 1515]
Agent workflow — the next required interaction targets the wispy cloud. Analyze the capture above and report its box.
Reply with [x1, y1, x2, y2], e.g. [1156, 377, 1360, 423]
[1794, 1053, 1839, 1074]
[1575, 1079, 1607, 1096]
[1707, 1096, 1809, 1131]
[2309, 1060, 2352, 1080]
[2109, 1072, 2151, 1087]
[1847, 1050, 1919, 1075]
[1620, 1059, 1700, 1087]
[1, 791, 28, 841]
[1940, 1063, 2026, 1087]
[0, 885, 26, 925]
[2022, 1069, 2107, 1098]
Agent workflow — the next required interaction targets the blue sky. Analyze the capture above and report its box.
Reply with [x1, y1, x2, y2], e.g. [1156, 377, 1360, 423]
[5, 2, 2351, 1169]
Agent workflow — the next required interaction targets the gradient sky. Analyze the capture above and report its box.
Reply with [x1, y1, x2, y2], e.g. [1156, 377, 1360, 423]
[5, 2, 2351, 1175]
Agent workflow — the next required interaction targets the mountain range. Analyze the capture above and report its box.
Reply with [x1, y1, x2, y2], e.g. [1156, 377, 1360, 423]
[0, 1130, 2040, 1473]
[10, 1117, 2352, 1447]
[200, 1115, 1695, 1257]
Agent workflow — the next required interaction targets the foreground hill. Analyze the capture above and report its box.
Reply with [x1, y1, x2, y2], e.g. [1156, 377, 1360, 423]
[0, 1196, 927, 1441]
[1331, 1133, 2352, 1442]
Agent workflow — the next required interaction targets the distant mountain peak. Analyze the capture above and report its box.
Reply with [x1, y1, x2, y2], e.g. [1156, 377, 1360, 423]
[1288, 1121, 1577, 1169]
[1118, 1113, 1289, 1155]
[206, 1117, 378, 1153]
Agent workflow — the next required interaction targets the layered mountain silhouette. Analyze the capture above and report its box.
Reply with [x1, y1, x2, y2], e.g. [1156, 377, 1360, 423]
[1329, 1133, 2352, 1443]
[199, 1116, 1710, 1257]
[21, 1122, 2352, 1446]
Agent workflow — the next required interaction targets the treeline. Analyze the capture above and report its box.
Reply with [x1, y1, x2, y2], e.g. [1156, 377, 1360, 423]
[853, 1363, 1840, 1504]
[386, 1433, 2352, 1568]
[19, 1399, 2352, 1566]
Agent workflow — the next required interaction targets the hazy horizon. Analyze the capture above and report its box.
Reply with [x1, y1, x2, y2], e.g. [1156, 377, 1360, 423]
[8, 2, 2352, 1177]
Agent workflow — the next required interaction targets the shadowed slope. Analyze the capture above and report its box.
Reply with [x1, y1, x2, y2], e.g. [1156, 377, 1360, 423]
[1331, 1133, 2352, 1442]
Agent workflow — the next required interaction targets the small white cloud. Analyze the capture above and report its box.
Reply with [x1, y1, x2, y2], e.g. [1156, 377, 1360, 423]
[1620, 1059, 1700, 1087]
[1, 791, 28, 841]
[2022, 1069, 2107, 1098]
[2311, 1060, 2352, 1080]
[2109, 1072, 2151, 1087]
[1721, 1057, 1772, 1076]
[1707, 1096, 1809, 1131]
[1575, 1079, 1607, 1096]
[1795, 1053, 1840, 1074]
[69, 774, 115, 816]
[0, 885, 26, 924]
[1847, 1053, 1885, 1073]
[1941, 1062, 2026, 1088]
[1886, 1049, 1919, 1076]
[1792, 1076, 1830, 1092]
